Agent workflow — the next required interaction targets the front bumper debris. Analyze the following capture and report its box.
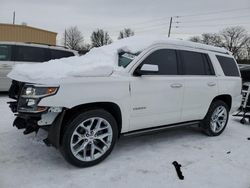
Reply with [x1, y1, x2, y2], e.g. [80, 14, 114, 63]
[8, 80, 65, 148]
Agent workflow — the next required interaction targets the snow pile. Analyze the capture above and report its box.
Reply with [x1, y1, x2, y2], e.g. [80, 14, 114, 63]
[8, 35, 229, 83]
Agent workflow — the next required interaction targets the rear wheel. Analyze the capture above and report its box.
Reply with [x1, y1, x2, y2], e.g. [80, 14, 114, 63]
[202, 100, 229, 136]
[61, 109, 118, 167]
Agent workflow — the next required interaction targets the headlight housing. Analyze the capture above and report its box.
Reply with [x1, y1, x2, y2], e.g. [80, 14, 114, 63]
[18, 85, 59, 113]
[21, 85, 58, 98]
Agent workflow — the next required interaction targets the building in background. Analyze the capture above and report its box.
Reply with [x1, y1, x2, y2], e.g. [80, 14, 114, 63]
[0, 23, 57, 45]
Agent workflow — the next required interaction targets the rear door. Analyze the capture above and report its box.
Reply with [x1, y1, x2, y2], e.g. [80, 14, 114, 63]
[179, 50, 218, 121]
[0, 44, 14, 91]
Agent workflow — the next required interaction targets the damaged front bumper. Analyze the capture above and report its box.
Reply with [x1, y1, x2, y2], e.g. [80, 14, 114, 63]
[8, 81, 65, 148]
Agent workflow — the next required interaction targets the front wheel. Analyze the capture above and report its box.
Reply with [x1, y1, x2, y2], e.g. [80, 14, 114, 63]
[202, 100, 229, 136]
[61, 109, 118, 167]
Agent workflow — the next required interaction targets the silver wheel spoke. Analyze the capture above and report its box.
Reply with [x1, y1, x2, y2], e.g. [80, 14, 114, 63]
[73, 131, 83, 138]
[88, 118, 95, 131]
[94, 143, 104, 153]
[95, 119, 102, 131]
[212, 122, 217, 132]
[72, 138, 84, 147]
[73, 141, 89, 155]
[90, 143, 95, 160]
[97, 138, 109, 147]
[97, 133, 111, 139]
[218, 109, 225, 117]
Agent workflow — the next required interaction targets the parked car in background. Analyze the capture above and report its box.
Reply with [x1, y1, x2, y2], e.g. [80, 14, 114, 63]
[0, 42, 78, 91]
[238, 64, 250, 83]
[7, 37, 242, 167]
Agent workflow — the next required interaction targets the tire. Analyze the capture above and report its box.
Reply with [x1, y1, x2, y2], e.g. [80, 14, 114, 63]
[61, 109, 118, 167]
[202, 100, 229, 136]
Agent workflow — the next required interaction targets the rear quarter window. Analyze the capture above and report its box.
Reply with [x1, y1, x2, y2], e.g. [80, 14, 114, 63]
[216, 55, 240, 77]
[50, 49, 74, 60]
[0, 45, 12, 61]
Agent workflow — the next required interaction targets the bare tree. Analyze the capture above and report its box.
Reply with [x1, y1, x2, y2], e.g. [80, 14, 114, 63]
[62, 26, 84, 50]
[78, 44, 92, 55]
[91, 29, 112, 47]
[189, 26, 250, 59]
[189, 36, 202, 43]
[246, 41, 250, 60]
[118, 28, 135, 39]
[201, 33, 223, 47]
[220, 26, 250, 58]
[189, 33, 223, 47]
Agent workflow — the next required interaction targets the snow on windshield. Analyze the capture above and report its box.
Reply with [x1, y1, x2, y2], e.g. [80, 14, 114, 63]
[8, 35, 229, 83]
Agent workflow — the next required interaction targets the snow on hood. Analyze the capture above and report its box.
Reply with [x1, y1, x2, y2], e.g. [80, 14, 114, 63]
[8, 35, 229, 83]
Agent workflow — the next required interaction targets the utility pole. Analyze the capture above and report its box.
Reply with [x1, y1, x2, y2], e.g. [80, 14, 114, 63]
[64, 29, 67, 47]
[13, 11, 15, 24]
[168, 17, 173, 37]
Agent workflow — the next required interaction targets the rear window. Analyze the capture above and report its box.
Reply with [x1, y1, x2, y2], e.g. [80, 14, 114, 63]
[0, 45, 12, 61]
[216, 55, 240, 77]
[15, 46, 48, 62]
[50, 49, 74, 60]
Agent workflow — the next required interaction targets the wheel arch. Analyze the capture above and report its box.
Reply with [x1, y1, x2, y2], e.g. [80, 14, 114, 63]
[211, 94, 232, 111]
[60, 102, 123, 144]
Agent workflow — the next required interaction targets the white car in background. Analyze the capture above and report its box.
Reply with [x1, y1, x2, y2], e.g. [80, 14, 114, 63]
[0, 42, 78, 91]
[7, 36, 242, 167]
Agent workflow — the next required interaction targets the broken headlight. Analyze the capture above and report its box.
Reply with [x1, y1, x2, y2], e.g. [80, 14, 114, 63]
[18, 85, 59, 113]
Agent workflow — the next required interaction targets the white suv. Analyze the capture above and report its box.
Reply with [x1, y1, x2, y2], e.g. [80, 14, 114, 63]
[0, 42, 78, 91]
[8, 36, 242, 167]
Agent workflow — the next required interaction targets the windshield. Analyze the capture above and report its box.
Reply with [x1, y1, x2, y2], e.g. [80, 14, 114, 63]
[118, 52, 139, 68]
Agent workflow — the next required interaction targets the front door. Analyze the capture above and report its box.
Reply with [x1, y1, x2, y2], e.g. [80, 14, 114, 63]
[129, 48, 184, 131]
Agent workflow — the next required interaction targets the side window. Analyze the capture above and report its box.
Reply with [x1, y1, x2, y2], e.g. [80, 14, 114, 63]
[15, 46, 47, 62]
[0, 45, 12, 61]
[180, 50, 214, 75]
[50, 49, 74, 60]
[203, 54, 215, 75]
[138, 49, 178, 75]
[216, 55, 240, 77]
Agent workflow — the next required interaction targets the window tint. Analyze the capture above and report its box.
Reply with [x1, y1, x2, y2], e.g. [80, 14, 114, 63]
[216, 55, 240, 77]
[203, 54, 215, 75]
[50, 49, 74, 60]
[0, 45, 12, 61]
[15, 46, 47, 62]
[180, 50, 214, 75]
[138, 49, 178, 75]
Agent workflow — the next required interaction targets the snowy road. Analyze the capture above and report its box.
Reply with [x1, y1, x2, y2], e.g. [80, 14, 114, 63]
[0, 94, 250, 188]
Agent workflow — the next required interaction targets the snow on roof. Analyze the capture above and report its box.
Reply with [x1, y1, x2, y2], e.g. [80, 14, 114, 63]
[8, 35, 229, 83]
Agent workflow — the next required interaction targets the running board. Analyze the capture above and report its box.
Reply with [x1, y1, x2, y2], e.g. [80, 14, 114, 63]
[122, 121, 201, 137]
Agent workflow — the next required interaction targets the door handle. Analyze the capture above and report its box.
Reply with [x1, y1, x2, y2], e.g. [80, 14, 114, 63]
[207, 82, 216, 87]
[171, 83, 183, 88]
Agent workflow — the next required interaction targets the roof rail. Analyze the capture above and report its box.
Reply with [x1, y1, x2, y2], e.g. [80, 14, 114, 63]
[24, 42, 69, 49]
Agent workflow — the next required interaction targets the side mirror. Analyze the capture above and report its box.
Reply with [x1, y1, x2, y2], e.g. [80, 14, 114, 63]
[134, 64, 159, 76]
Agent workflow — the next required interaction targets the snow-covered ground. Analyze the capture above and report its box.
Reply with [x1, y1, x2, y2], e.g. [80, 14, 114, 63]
[0, 94, 250, 188]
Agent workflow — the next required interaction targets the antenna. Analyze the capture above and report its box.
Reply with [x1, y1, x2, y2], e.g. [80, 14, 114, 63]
[13, 11, 15, 24]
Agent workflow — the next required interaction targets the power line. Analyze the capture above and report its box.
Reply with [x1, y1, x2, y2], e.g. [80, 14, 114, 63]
[179, 14, 250, 24]
[178, 7, 250, 18]
[177, 22, 250, 28]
